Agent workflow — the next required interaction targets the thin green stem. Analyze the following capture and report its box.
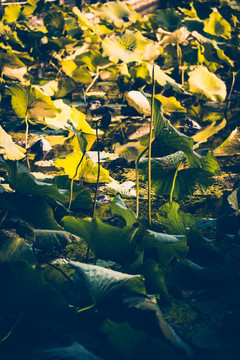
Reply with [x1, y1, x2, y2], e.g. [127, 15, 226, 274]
[92, 121, 101, 218]
[135, 148, 148, 218]
[68, 153, 85, 210]
[25, 115, 28, 149]
[170, 163, 182, 203]
[148, 65, 155, 227]
[77, 303, 95, 313]
[0, 311, 25, 344]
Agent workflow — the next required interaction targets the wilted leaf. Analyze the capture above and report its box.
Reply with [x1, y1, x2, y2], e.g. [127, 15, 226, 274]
[105, 181, 136, 198]
[0, 230, 35, 263]
[203, 10, 231, 39]
[97, 0, 140, 27]
[69, 261, 146, 304]
[187, 65, 226, 102]
[0, 126, 26, 160]
[160, 27, 190, 46]
[34, 229, 75, 251]
[155, 94, 186, 114]
[63, 216, 138, 263]
[192, 118, 226, 143]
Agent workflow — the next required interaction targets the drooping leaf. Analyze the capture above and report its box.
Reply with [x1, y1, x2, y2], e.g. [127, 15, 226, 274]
[39, 343, 104, 360]
[143, 230, 188, 267]
[69, 261, 146, 304]
[214, 127, 240, 156]
[142, 259, 168, 298]
[4, 161, 68, 201]
[203, 10, 231, 39]
[227, 186, 240, 215]
[139, 151, 220, 199]
[160, 27, 190, 46]
[0, 126, 26, 160]
[63, 216, 138, 263]
[187, 66, 227, 102]
[0, 230, 35, 264]
[110, 195, 137, 227]
[5, 84, 58, 120]
[2, 4, 22, 23]
[34, 229, 76, 251]
[55, 151, 112, 183]
[157, 202, 197, 235]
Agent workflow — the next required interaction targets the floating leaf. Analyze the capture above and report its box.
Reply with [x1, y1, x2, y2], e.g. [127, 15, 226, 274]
[63, 216, 138, 263]
[203, 10, 231, 39]
[69, 261, 146, 304]
[143, 230, 188, 267]
[187, 65, 227, 102]
[0, 126, 26, 160]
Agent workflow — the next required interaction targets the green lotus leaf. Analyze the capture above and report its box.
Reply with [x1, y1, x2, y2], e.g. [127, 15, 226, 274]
[149, 8, 182, 31]
[33, 229, 76, 251]
[63, 216, 138, 263]
[214, 127, 240, 156]
[55, 151, 112, 183]
[0, 230, 35, 264]
[102, 31, 158, 64]
[69, 261, 146, 305]
[5, 84, 58, 120]
[147, 64, 183, 92]
[0, 192, 62, 230]
[44, 10, 65, 36]
[203, 10, 231, 39]
[187, 66, 227, 102]
[157, 202, 197, 235]
[110, 195, 137, 227]
[155, 94, 186, 114]
[97, 0, 140, 28]
[2, 160, 68, 201]
[139, 151, 220, 199]
[143, 229, 188, 268]
[0, 126, 26, 160]
[227, 185, 240, 215]
[142, 259, 168, 298]
[75, 50, 111, 73]
[0, 51, 26, 73]
[61, 60, 92, 83]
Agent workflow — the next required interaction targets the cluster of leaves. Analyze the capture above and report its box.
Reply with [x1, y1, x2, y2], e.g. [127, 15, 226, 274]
[0, 0, 240, 359]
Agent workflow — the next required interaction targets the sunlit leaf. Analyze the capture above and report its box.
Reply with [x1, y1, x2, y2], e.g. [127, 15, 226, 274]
[160, 27, 190, 46]
[55, 151, 112, 183]
[155, 94, 186, 114]
[63, 216, 138, 263]
[5, 84, 58, 120]
[105, 181, 136, 198]
[0, 126, 26, 160]
[147, 64, 183, 91]
[203, 10, 231, 39]
[214, 127, 240, 156]
[187, 66, 227, 102]
[2, 4, 22, 23]
[97, 0, 140, 27]
[192, 118, 226, 143]
[69, 261, 146, 304]
[126, 91, 151, 116]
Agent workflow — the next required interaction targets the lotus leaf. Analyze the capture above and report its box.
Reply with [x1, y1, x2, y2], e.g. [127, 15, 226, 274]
[110, 195, 137, 227]
[203, 10, 231, 39]
[187, 65, 227, 102]
[0, 126, 26, 160]
[69, 261, 146, 304]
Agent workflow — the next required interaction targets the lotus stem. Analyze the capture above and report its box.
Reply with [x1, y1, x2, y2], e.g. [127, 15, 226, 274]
[170, 163, 182, 203]
[135, 147, 148, 218]
[0, 311, 25, 344]
[92, 120, 100, 218]
[68, 153, 85, 210]
[148, 65, 155, 226]
[25, 115, 28, 149]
